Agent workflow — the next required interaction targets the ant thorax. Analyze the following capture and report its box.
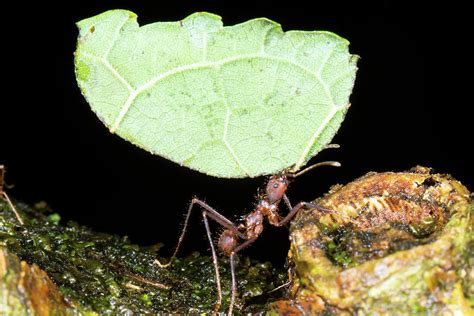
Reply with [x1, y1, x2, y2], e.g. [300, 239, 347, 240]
[256, 199, 280, 226]
[242, 209, 264, 240]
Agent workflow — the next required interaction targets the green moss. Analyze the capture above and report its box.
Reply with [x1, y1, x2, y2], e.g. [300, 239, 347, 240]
[47, 213, 61, 224]
[0, 198, 285, 314]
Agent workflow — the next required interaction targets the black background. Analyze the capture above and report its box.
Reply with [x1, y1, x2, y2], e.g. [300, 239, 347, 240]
[1, 1, 471, 266]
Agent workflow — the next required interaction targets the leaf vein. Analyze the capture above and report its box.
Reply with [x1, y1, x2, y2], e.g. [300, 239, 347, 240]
[223, 108, 250, 176]
[292, 106, 345, 172]
[81, 52, 135, 93]
[84, 47, 344, 167]
[317, 48, 336, 109]
[103, 15, 130, 59]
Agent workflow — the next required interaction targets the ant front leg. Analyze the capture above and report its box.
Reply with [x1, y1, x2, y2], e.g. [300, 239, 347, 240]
[274, 200, 343, 227]
[275, 200, 357, 227]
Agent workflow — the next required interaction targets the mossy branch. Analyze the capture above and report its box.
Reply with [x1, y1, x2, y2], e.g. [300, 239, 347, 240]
[0, 199, 285, 314]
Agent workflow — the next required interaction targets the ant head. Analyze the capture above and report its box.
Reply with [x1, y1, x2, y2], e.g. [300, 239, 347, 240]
[266, 174, 289, 204]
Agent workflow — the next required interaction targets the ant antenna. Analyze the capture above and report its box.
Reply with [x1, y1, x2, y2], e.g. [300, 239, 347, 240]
[286, 161, 341, 178]
[286, 143, 341, 178]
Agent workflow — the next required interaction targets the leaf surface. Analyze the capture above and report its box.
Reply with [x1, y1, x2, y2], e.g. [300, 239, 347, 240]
[75, 10, 358, 177]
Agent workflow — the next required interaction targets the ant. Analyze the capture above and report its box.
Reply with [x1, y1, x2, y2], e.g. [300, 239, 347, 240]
[0, 165, 24, 225]
[156, 145, 343, 315]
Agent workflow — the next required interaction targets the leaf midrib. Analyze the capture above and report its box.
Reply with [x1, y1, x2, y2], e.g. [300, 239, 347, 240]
[81, 51, 338, 132]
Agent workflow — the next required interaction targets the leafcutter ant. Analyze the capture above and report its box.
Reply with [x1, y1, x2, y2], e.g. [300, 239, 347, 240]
[156, 145, 344, 315]
[0, 165, 24, 225]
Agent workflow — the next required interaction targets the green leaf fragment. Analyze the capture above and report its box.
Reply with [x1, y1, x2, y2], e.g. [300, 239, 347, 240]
[75, 10, 358, 178]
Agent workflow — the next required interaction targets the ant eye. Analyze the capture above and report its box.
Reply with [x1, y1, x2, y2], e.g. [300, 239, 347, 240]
[273, 183, 279, 188]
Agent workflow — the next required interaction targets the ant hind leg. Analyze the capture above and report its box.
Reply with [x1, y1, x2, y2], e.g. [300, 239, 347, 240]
[155, 197, 240, 267]
[203, 211, 222, 315]
[229, 252, 236, 315]
[155, 198, 241, 314]
[227, 238, 257, 315]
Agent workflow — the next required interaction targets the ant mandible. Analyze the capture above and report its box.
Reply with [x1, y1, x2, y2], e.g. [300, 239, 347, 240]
[157, 146, 342, 315]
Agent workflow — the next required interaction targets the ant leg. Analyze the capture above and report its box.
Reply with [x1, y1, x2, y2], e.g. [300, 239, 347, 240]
[202, 211, 222, 315]
[229, 252, 236, 315]
[303, 202, 359, 224]
[274, 201, 356, 227]
[272, 201, 310, 227]
[191, 199, 244, 238]
[156, 198, 243, 268]
[228, 238, 257, 315]
[1, 192, 24, 225]
[156, 198, 243, 314]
